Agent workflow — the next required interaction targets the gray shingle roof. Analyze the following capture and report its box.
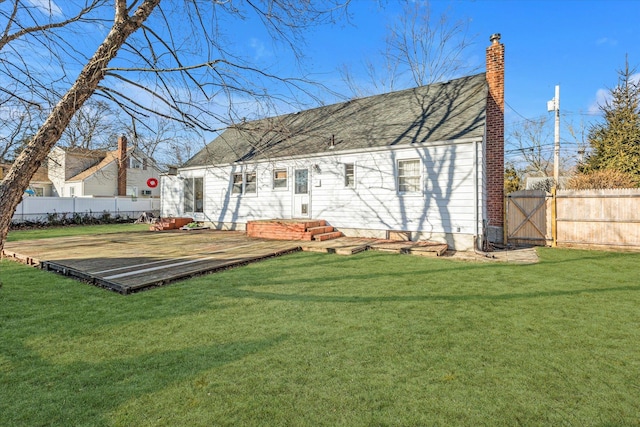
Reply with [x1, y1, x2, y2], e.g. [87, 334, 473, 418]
[184, 73, 487, 167]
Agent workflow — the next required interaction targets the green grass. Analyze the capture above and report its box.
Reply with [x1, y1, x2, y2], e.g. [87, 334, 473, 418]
[6, 223, 150, 242]
[1, 228, 640, 426]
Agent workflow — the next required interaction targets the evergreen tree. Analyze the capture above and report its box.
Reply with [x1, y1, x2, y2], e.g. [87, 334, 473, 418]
[504, 163, 522, 194]
[583, 60, 640, 184]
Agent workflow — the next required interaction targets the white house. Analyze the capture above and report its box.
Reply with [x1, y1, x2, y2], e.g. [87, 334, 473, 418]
[48, 136, 162, 198]
[1, 163, 53, 197]
[161, 35, 505, 250]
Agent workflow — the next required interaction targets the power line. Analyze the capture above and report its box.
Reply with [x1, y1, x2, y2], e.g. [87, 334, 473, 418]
[505, 100, 540, 123]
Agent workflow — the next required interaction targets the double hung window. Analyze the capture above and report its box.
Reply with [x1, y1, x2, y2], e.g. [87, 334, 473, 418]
[231, 171, 257, 195]
[344, 163, 355, 188]
[273, 169, 287, 189]
[397, 159, 421, 193]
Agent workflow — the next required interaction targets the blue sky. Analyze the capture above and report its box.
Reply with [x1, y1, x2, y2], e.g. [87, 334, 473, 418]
[242, 0, 640, 164]
[298, 0, 640, 122]
[8, 0, 640, 166]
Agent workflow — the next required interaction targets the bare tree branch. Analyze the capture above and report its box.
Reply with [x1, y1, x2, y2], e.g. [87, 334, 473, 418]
[104, 60, 224, 73]
[507, 117, 554, 177]
[0, 0, 105, 52]
[0, 0, 161, 253]
[341, 2, 476, 97]
[0, 0, 351, 254]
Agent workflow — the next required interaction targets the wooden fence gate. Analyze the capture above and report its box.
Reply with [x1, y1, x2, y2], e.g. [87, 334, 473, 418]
[506, 190, 551, 246]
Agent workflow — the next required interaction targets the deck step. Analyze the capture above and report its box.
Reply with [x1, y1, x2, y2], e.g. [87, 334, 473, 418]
[150, 217, 193, 231]
[312, 231, 343, 241]
[369, 241, 448, 256]
[306, 225, 334, 235]
[406, 243, 449, 257]
[247, 219, 341, 241]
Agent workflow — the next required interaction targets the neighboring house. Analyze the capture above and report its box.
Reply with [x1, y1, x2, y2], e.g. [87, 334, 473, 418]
[1, 163, 53, 196]
[161, 34, 505, 250]
[525, 176, 569, 190]
[48, 136, 161, 198]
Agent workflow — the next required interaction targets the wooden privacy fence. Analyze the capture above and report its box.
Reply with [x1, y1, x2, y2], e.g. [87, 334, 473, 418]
[506, 188, 640, 250]
[556, 189, 640, 250]
[506, 190, 552, 247]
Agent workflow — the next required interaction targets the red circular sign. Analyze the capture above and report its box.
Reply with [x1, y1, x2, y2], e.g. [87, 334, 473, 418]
[147, 178, 158, 188]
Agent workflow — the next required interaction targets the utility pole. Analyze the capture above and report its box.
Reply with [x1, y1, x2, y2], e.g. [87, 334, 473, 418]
[547, 85, 560, 186]
[547, 85, 560, 247]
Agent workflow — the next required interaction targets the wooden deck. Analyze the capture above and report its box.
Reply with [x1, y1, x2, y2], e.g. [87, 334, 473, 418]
[2, 230, 301, 294]
[3, 230, 448, 294]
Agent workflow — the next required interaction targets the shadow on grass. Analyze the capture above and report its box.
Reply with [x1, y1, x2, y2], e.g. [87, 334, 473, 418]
[0, 260, 223, 331]
[216, 283, 640, 304]
[0, 335, 287, 426]
[164, 248, 640, 305]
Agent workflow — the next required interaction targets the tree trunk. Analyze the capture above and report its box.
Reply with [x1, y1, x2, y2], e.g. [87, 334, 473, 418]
[0, 0, 160, 255]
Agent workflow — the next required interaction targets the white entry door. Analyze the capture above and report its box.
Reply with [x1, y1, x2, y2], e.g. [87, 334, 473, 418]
[293, 168, 310, 218]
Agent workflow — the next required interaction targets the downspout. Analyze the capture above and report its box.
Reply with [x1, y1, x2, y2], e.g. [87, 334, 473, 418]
[473, 138, 479, 250]
[159, 175, 164, 217]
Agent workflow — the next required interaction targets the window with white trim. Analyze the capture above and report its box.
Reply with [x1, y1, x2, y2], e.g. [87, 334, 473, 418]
[129, 157, 142, 169]
[397, 159, 421, 193]
[231, 171, 257, 195]
[232, 173, 243, 194]
[245, 171, 257, 194]
[344, 163, 355, 188]
[184, 177, 204, 212]
[273, 169, 287, 189]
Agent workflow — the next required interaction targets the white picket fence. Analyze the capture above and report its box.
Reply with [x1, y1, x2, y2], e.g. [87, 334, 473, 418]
[12, 196, 161, 224]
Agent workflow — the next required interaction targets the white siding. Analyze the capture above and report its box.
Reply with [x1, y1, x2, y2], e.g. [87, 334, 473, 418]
[47, 148, 66, 197]
[160, 175, 183, 218]
[66, 183, 82, 197]
[165, 141, 485, 248]
[127, 165, 161, 198]
[64, 151, 104, 179]
[82, 162, 118, 196]
[127, 150, 161, 198]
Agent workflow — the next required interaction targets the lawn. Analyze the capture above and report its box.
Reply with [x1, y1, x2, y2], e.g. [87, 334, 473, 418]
[6, 223, 150, 242]
[1, 226, 639, 426]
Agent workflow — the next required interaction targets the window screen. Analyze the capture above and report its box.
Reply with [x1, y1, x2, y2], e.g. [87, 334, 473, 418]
[398, 159, 420, 193]
[345, 163, 355, 188]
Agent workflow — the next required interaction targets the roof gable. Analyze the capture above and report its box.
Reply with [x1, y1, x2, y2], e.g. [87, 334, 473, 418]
[67, 151, 118, 182]
[65, 147, 157, 182]
[185, 73, 487, 167]
[1, 163, 51, 183]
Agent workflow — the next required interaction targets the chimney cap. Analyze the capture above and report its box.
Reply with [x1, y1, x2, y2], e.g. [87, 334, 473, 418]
[490, 33, 501, 44]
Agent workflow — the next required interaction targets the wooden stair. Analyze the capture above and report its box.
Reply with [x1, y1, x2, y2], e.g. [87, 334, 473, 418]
[150, 217, 193, 231]
[369, 240, 448, 257]
[247, 219, 343, 241]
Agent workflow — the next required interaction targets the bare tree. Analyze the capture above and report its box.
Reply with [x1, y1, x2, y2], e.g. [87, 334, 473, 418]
[0, 107, 40, 162]
[0, 0, 350, 253]
[161, 130, 200, 168]
[60, 100, 118, 150]
[507, 115, 587, 186]
[506, 117, 554, 178]
[124, 116, 197, 168]
[341, 2, 476, 97]
[564, 117, 590, 168]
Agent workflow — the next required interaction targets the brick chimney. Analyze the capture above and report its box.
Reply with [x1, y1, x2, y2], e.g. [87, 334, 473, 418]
[485, 33, 505, 243]
[117, 135, 127, 196]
